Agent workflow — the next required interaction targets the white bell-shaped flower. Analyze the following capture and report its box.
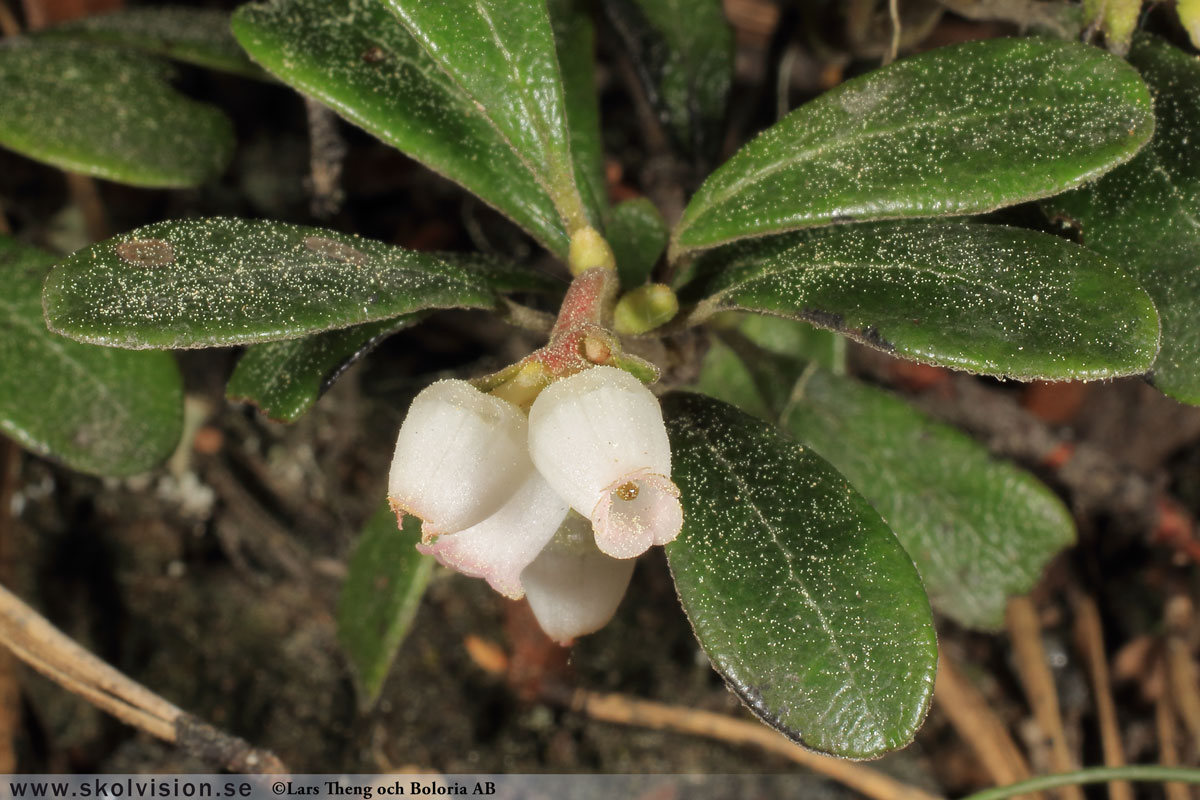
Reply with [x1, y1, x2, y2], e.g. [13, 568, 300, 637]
[528, 366, 683, 559]
[417, 469, 569, 600]
[388, 379, 530, 538]
[521, 513, 637, 644]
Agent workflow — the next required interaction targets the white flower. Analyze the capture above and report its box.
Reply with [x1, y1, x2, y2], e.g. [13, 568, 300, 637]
[528, 366, 683, 559]
[417, 468, 568, 600]
[521, 513, 637, 644]
[387, 379, 530, 538]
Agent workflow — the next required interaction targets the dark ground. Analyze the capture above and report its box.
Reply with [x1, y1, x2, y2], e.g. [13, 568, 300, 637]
[2, 1, 1200, 796]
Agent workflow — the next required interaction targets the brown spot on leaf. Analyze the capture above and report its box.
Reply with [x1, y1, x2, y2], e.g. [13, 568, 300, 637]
[116, 239, 174, 267]
[303, 236, 368, 265]
[361, 46, 386, 64]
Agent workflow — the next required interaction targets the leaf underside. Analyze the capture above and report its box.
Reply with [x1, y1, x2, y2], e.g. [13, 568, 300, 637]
[227, 314, 425, 423]
[339, 504, 434, 708]
[42, 7, 267, 79]
[0, 39, 234, 187]
[0, 236, 182, 476]
[786, 370, 1076, 631]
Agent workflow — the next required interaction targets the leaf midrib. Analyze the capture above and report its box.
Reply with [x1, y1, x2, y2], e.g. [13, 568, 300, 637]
[686, 418, 888, 747]
[686, 88, 1132, 236]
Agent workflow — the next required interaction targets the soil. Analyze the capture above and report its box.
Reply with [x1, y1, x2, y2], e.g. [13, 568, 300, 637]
[2, 1, 1200, 796]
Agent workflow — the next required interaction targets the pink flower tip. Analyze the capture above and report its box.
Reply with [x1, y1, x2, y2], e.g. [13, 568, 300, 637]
[590, 471, 683, 559]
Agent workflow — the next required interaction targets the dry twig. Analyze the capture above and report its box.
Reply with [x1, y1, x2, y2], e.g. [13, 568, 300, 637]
[0, 1, 20, 37]
[1006, 596, 1084, 800]
[463, 635, 943, 800]
[1165, 594, 1200, 753]
[1071, 594, 1132, 800]
[1156, 672, 1193, 800]
[885, 0, 902, 64]
[0, 582, 287, 772]
[935, 652, 1040, 798]
[63, 172, 108, 243]
[0, 441, 21, 772]
[555, 687, 945, 800]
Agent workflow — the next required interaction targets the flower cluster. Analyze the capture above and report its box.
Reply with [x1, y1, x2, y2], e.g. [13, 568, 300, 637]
[388, 365, 683, 643]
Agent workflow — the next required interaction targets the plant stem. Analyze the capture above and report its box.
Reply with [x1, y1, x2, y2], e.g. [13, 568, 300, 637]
[960, 767, 1200, 800]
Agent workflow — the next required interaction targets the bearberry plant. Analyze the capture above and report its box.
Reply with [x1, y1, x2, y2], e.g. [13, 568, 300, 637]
[2, 0, 1199, 762]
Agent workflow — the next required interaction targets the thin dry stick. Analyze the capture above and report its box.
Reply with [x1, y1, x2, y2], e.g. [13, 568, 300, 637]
[1071, 595, 1132, 800]
[303, 98, 347, 219]
[1155, 673, 1193, 800]
[2, 633, 175, 740]
[0, 441, 21, 771]
[1165, 595, 1200, 753]
[1006, 596, 1086, 800]
[0, 1, 19, 37]
[885, 0, 902, 64]
[935, 653, 1041, 799]
[0, 582, 287, 772]
[0, 204, 11, 236]
[63, 172, 108, 242]
[557, 687, 945, 800]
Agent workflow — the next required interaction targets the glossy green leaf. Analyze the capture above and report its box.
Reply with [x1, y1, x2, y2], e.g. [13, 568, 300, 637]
[787, 370, 1075, 630]
[694, 337, 779, 421]
[42, 7, 266, 79]
[44, 218, 557, 349]
[673, 37, 1154, 255]
[339, 503, 434, 708]
[683, 222, 1160, 381]
[0, 39, 234, 187]
[386, 0, 598, 232]
[228, 314, 425, 423]
[608, 197, 668, 288]
[737, 314, 838, 372]
[549, 0, 606, 222]
[1046, 36, 1200, 405]
[0, 236, 182, 476]
[664, 392, 937, 758]
[603, 0, 734, 162]
[232, 0, 571, 258]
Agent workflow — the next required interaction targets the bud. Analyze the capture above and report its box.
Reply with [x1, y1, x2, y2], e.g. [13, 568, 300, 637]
[528, 366, 683, 559]
[388, 380, 529, 538]
[613, 283, 679, 336]
[1181, 0, 1200, 50]
[417, 469, 569, 600]
[521, 514, 637, 644]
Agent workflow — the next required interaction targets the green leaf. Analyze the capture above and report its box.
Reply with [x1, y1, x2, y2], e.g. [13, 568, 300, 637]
[385, 0, 597, 232]
[1045, 36, 1200, 405]
[672, 37, 1154, 255]
[694, 337, 779, 421]
[608, 197, 668, 288]
[228, 314, 425, 423]
[41, 7, 267, 79]
[664, 392, 937, 759]
[44, 218, 557, 349]
[0, 236, 182, 477]
[736, 314, 838, 371]
[549, 0, 607, 223]
[683, 221, 1160, 381]
[0, 39, 234, 187]
[786, 370, 1075, 630]
[339, 503, 434, 708]
[603, 0, 734, 162]
[231, 0, 571, 259]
